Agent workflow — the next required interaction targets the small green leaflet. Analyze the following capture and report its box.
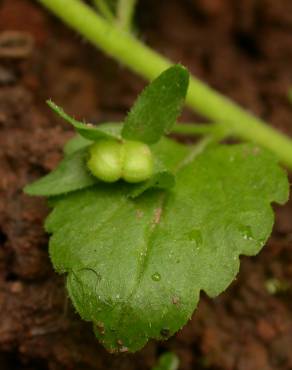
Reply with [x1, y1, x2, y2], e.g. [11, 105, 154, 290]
[122, 65, 189, 144]
[45, 143, 288, 352]
[24, 137, 187, 197]
[47, 100, 122, 141]
[24, 148, 96, 196]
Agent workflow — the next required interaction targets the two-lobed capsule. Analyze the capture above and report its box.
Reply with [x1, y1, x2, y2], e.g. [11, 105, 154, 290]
[87, 139, 154, 183]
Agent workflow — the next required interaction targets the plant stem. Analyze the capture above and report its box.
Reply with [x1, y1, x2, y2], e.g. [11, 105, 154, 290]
[172, 123, 225, 136]
[92, 0, 114, 22]
[117, 0, 137, 32]
[37, 0, 292, 168]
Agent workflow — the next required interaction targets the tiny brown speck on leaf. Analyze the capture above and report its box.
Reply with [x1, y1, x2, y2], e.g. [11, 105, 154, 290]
[136, 209, 144, 219]
[153, 207, 162, 225]
[172, 296, 180, 305]
[253, 147, 260, 155]
[96, 321, 105, 335]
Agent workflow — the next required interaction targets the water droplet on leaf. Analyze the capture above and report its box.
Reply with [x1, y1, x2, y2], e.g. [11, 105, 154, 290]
[188, 229, 203, 247]
[151, 272, 161, 281]
[239, 225, 255, 241]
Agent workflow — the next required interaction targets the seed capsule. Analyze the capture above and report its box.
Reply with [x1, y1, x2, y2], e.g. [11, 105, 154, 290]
[87, 139, 154, 183]
[122, 140, 153, 183]
[87, 140, 122, 183]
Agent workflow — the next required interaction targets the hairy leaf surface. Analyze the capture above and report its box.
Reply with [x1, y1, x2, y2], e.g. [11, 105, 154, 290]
[47, 100, 122, 141]
[24, 148, 96, 196]
[45, 143, 288, 352]
[122, 65, 189, 144]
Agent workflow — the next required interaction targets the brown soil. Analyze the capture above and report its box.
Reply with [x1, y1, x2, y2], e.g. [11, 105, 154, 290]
[1, 0, 292, 369]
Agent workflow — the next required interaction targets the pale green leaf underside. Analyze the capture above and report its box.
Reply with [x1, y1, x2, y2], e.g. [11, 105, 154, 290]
[45, 144, 288, 352]
[24, 137, 186, 197]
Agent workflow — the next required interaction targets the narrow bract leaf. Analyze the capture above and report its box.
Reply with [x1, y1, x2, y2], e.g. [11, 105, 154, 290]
[122, 65, 189, 144]
[24, 148, 97, 196]
[64, 134, 92, 156]
[46, 144, 289, 352]
[47, 100, 122, 141]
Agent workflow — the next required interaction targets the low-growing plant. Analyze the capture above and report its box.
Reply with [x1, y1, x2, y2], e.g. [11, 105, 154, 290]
[25, 65, 289, 353]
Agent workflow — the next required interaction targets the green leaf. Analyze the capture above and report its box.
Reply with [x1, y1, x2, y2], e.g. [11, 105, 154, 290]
[122, 65, 189, 144]
[129, 170, 175, 198]
[24, 148, 97, 196]
[64, 134, 93, 156]
[47, 100, 122, 141]
[45, 143, 288, 352]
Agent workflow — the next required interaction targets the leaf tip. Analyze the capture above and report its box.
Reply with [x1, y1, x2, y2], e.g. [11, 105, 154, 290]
[169, 64, 190, 86]
[23, 183, 38, 196]
[46, 98, 57, 111]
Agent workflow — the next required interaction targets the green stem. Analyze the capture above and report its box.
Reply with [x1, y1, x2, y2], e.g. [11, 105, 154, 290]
[172, 123, 225, 136]
[117, 0, 137, 32]
[92, 0, 114, 22]
[37, 0, 292, 168]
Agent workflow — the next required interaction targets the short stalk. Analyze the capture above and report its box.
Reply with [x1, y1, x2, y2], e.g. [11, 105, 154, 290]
[37, 0, 292, 168]
[92, 0, 114, 22]
[117, 0, 137, 32]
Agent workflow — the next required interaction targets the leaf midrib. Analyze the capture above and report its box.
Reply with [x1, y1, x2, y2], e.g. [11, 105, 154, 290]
[117, 139, 212, 334]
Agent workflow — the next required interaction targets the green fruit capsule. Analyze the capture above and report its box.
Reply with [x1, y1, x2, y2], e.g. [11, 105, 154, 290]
[86, 139, 154, 183]
[87, 140, 122, 183]
[122, 140, 153, 183]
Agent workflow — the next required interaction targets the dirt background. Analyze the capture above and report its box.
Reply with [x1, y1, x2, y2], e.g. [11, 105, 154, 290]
[1, 0, 292, 369]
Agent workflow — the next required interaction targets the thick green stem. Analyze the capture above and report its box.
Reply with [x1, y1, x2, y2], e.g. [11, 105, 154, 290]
[37, 0, 292, 168]
[117, 0, 137, 32]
